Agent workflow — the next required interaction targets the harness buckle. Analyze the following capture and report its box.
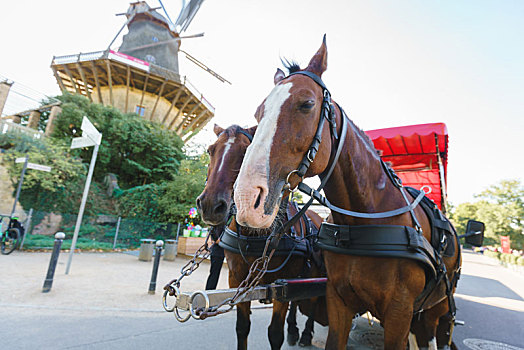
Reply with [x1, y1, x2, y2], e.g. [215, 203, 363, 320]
[307, 149, 315, 163]
[283, 169, 304, 193]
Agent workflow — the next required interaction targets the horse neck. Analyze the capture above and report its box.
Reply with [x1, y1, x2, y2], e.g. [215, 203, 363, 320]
[322, 113, 403, 225]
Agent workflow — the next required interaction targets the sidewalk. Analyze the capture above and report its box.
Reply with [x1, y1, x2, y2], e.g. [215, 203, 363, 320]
[0, 250, 229, 312]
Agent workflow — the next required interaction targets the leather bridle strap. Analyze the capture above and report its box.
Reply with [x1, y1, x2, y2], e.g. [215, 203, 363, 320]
[269, 72, 348, 248]
[237, 129, 253, 142]
[286, 70, 337, 180]
[298, 181, 426, 219]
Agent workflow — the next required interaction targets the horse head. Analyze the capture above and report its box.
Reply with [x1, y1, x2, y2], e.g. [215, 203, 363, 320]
[197, 124, 256, 226]
[234, 36, 334, 229]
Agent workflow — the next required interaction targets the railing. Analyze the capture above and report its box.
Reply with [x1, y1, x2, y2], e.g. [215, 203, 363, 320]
[52, 50, 215, 112]
[184, 78, 215, 113]
[0, 120, 43, 139]
[53, 50, 107, 65]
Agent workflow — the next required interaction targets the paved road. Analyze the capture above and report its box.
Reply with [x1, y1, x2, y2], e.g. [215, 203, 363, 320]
[1, 250, 522, 349]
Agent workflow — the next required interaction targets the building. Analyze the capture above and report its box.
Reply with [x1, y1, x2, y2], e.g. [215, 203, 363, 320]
[50, 1, 214, 141]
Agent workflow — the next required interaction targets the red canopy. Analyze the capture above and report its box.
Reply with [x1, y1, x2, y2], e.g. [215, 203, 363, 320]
[365, 123, 448, 210]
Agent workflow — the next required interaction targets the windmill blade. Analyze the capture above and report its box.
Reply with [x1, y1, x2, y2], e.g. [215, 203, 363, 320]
[175, 0, 205, 33]
[180, 49, 232, 85]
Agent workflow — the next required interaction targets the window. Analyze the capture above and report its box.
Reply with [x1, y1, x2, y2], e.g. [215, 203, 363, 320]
[135, 105, 146, 116]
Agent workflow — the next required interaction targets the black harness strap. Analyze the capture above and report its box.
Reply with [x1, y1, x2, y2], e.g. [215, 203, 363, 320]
[317, 223, 438, 277]
[219, 227, 310, 258]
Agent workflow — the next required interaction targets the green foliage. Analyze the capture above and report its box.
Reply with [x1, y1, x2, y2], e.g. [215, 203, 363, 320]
[113, 153, 208, 224]
[1, 133, 117, 215]
[50, 94, 184, 188]
[114, 183, 164, 221]
[23, 234, 115, 251]
[449, 179, 524, 249]
[483, 250, 500, 260]
[157, 154, 209, 223]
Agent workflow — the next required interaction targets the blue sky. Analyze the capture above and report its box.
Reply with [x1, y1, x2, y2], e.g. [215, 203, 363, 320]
[0, 0, 522, 204]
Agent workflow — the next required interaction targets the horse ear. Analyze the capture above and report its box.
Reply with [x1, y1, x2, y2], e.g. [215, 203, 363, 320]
[213, 124, 224, 136]
[305, 34, 328, 77]
[246, 125, 257, 137]
[274, 68, 286, 85]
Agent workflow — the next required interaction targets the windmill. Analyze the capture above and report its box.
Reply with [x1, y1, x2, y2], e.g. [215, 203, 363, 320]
[50, 0, 228, 141]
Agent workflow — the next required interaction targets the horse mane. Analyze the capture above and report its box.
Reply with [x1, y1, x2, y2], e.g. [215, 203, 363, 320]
[282, 57, 380, 159]
[223, 124, 245, 138]
[348, 119, 382, 157]
[281, 58, 301, 74]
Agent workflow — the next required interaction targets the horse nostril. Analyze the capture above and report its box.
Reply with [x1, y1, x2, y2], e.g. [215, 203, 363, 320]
[196, 196, 203, 211]
[213, 200, 227, 216]
[254, 188, 263, 210]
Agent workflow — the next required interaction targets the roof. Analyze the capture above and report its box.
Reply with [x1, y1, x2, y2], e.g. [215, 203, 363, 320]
[365, 123, 448, 210]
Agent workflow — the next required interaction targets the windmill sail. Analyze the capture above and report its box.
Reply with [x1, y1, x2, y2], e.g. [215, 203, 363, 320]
[174, 0, 205, 33]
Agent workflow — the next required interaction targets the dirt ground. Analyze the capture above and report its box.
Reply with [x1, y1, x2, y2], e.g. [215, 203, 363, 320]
[0, 250, 229, 312]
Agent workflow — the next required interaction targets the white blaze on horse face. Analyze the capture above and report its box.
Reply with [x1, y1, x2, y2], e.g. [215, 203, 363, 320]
[241, 82, 293, 180]
[234, 82, 293, 227]
[217, 136, 235, 174]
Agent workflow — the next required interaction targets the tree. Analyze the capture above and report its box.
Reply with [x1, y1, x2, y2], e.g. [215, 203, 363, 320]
[0, 133, 115, 215]
[450, 179, 524, 249]
[50, 94, 185, 188]
[156, 154, 209, 223]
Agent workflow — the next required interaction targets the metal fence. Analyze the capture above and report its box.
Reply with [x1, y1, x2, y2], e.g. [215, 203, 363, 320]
[14, 209, 181, 251]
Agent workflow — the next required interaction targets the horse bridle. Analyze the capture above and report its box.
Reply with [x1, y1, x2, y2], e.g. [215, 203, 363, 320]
[270, 70, 427, 246]
[269, 71, 348, 246]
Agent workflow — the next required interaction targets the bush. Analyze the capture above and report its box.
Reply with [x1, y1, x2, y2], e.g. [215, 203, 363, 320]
[484, 250, 500, 260]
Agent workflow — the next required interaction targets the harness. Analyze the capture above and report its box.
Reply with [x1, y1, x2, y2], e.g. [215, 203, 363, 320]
[277, 70, 460, 316]
[215, 128, 318, 273]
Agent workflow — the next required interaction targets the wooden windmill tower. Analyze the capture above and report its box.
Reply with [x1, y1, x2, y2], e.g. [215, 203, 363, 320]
[50, 0, 228, 141]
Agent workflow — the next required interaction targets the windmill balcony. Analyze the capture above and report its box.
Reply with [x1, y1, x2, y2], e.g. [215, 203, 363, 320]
[51, 49, 215, 141]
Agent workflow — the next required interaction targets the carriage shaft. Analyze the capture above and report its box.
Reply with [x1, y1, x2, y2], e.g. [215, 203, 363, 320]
[175, 278, 327, 311]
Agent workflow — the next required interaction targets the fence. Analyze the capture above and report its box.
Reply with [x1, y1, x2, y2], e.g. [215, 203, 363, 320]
[0, 120, 43, 139]
[16, 209, 181, 251]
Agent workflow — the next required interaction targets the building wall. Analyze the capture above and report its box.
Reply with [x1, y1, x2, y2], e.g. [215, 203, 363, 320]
[119, 21, 180, 73]
[91, 86, 182, 129]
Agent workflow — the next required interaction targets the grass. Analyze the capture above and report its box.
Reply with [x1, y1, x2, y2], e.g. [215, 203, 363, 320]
[22, 234, 136, 251]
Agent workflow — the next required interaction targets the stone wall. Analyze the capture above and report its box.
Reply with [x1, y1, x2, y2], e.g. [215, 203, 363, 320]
[0, 155, 16, 216]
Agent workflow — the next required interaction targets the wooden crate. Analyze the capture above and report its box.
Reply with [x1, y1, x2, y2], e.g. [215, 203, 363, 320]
[177, 237, 206, 256]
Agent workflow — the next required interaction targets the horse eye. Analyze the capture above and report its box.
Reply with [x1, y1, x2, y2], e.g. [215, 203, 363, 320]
[300, 100, 315, 111]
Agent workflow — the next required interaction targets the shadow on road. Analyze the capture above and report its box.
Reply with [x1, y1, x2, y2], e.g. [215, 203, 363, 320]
[454, 296, 524, 348]
[457, 274, 523, 301]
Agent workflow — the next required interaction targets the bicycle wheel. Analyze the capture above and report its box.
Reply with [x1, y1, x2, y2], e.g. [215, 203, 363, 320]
[1, 228, 20, 255]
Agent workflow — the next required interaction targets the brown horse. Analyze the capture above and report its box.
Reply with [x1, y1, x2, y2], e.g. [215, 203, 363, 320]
[196, 124, 327, 350]
[233, 37, 461, 349]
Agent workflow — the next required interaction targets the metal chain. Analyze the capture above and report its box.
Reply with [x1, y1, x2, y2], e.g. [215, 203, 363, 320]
[162, 233, 212, 311]
[199, 234, 277, 319]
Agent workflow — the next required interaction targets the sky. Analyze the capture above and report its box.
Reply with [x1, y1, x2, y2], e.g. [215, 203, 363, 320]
[0, 0, 522, 205]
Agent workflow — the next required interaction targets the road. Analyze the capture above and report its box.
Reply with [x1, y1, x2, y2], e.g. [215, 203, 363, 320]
[0, 250, 522, 349]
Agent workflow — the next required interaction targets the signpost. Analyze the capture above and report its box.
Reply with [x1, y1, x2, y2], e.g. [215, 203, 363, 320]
[11, 157, 51, 218]
[65, 116, 102, 275]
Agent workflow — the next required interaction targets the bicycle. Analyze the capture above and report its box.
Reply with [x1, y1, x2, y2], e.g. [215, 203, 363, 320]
[1, 215, 23, 255]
